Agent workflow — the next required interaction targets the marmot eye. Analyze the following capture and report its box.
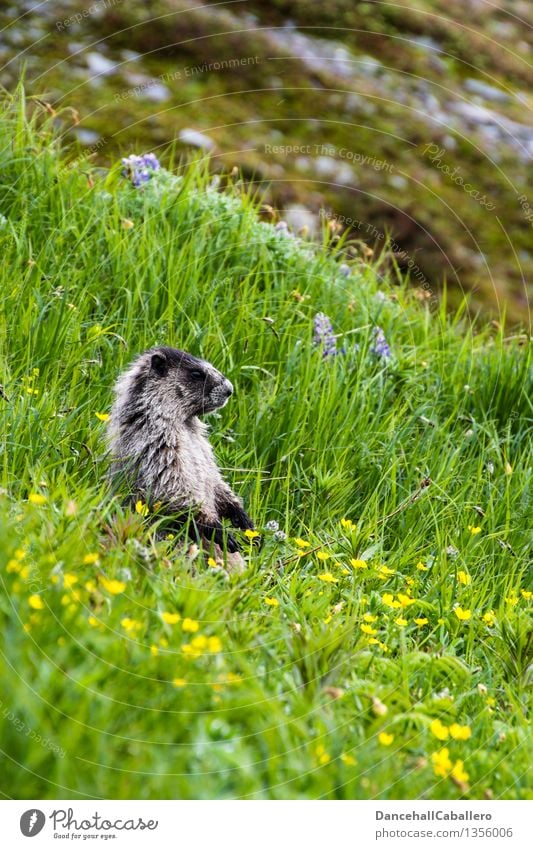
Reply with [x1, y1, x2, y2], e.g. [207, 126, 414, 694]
[189, 369, 205, 380]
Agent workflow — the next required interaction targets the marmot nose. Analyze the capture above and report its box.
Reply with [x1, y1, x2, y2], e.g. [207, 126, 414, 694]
[223, 379, 233, 397]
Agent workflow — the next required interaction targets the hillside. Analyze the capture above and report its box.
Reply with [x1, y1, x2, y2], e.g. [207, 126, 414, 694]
[0, 94, 531, 800]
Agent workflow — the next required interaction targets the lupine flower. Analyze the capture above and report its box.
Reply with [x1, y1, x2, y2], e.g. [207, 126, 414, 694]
[122, 153, 161, 187]
[370, 326, 391, 359]
[313, 312, 340, 358]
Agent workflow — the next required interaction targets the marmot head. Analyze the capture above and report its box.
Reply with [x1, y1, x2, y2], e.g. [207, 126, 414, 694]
[112, 346, 234, 424]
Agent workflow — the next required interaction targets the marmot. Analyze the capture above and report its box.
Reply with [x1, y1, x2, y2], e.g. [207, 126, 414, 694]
[107, 346, 255, 552]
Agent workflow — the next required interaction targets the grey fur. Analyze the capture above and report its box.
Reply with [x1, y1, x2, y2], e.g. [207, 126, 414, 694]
[107, 346, 254, 552]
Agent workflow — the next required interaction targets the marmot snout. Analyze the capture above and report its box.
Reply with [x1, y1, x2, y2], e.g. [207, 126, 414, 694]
[107, 346, 255, 553]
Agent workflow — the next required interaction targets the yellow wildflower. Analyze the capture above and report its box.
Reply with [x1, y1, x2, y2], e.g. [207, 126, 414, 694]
[449, 723, 471, 741]
[505, 592, 519, 606]
[416, 561, 429, 571]
[363, 612, 377, 622]
[361, 623, 377, 635]
[457, 571, 471, 585]
[378, 565, 395, 577]
[207, 636, 222, 653]
[340, 753, 357, 766]
[395, 617, 408, 627]
[415, 617, 428, 626]
[173, 678, 187, 688]
[85, 580, 97, 593]
[318, 573, 338, 584]
[382, 593, 401, 609]
[431, 747, 452, 778]
[315, 744, 331, 765]
[135, 500, 149, 517]
[244, 529, 260, 540]
[430, 719, 449, 741]
[88, 616, 101, 628]
[63, 573, 78, 589]
[378, 732, 394, 746]
[264, 597, 279, 607]
[294, 538, 310, 548]
[317, 551, 331, 561]
[454, 606, 472, 621]
[28, 493, 47, 505]
[121, 617, 142, 633]
[95, 412, 109, 422]
[161, 611, 181, 625]
[521, 589, 532, 600]
[182, 618, 200, 633]
[482, 610, 496, 626]
[468, 526, 481, 535]
[83, 553, 99, 565]
[350, 558, 368, 570]
[28, 594, 44, 610]
[451, 759, 469, 783]
[397, 593, 415, 607]
[150, 644, 159, 656]
[7, 559, 21, 573]
[100, 577, 126, 595]
[340, 518, 356, 531]
[207, 557, 217, 568]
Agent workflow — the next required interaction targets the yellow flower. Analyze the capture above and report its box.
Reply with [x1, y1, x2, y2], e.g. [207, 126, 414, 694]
[449, 723, 471, 741]
[150, 644, 159, 656]
[173, 678, 187, 688]
[28, 493, 47, 505]
[340, 753, 357, 766]
[382, 593, 401, 609]
[207, 557, 217, 568]
[28, 594, 44, 610]
[350, 558, 368, 570]
[207, 636, 222, 653]
[161, 611, 181, 625]
[63, 573, 78, 589]
[361, 623, 377, 635]
[244, 529, 260, 540]
[318, 573, 338, 584]
[378, 565, 395, 577]
[415, 617, 428, 626]
[457, 571, 471, 585]
[521, 589, 532, 601]
[340, 518, 356, 531]
[314, 744, 331, 765]
[397, 593, 415, 607]
[135, 500, 149, 517]
[416, 561, 429, 571]
[431, 747, 452, 778]
[454, 606, 471, 621]
[294, 538, 310, 548]
[190, 635, 208, 650]
[6, 559, 21, 573]
[95, 412, 109, 422]
[363, 612, 377, 622]
[378, 732, 394, 746]
[264, 597, 279, 607]
[468, 526, 481, 535]
[395, 617, 408, 627]
[505, 592, 519, 606]
[182, 618, 199, 633]
[14, 548, 26, 560]
[121, 617, 142, 633]
[451, 759, 469, 783]
[85, 580, 97, 593]
[482, 610, 496, 626]
[430, 719, 449, 741]
[316, 551, 330, 561]
[88, 616, 101, 628]
[100, 577, 126, 595]
[83, 553, 99, 565]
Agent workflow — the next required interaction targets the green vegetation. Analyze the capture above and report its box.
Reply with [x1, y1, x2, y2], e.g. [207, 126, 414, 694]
[1, 0, 531, 321]
[0, 95, 531, 800]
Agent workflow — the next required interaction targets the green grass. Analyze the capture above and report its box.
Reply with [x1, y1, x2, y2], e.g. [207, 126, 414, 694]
[0, 92, 531, 800]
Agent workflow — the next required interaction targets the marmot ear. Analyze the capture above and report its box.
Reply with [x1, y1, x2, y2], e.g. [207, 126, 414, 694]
[151, 352, 168, 377]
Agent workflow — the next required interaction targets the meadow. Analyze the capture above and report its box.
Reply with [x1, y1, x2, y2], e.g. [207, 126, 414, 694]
[0, 93, 531, 800]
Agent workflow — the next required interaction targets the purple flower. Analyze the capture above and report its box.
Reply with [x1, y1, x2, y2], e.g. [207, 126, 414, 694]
[370, 326, 391, 359]
[313, 312, 339, 358]
[122, 153, 161, 187]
